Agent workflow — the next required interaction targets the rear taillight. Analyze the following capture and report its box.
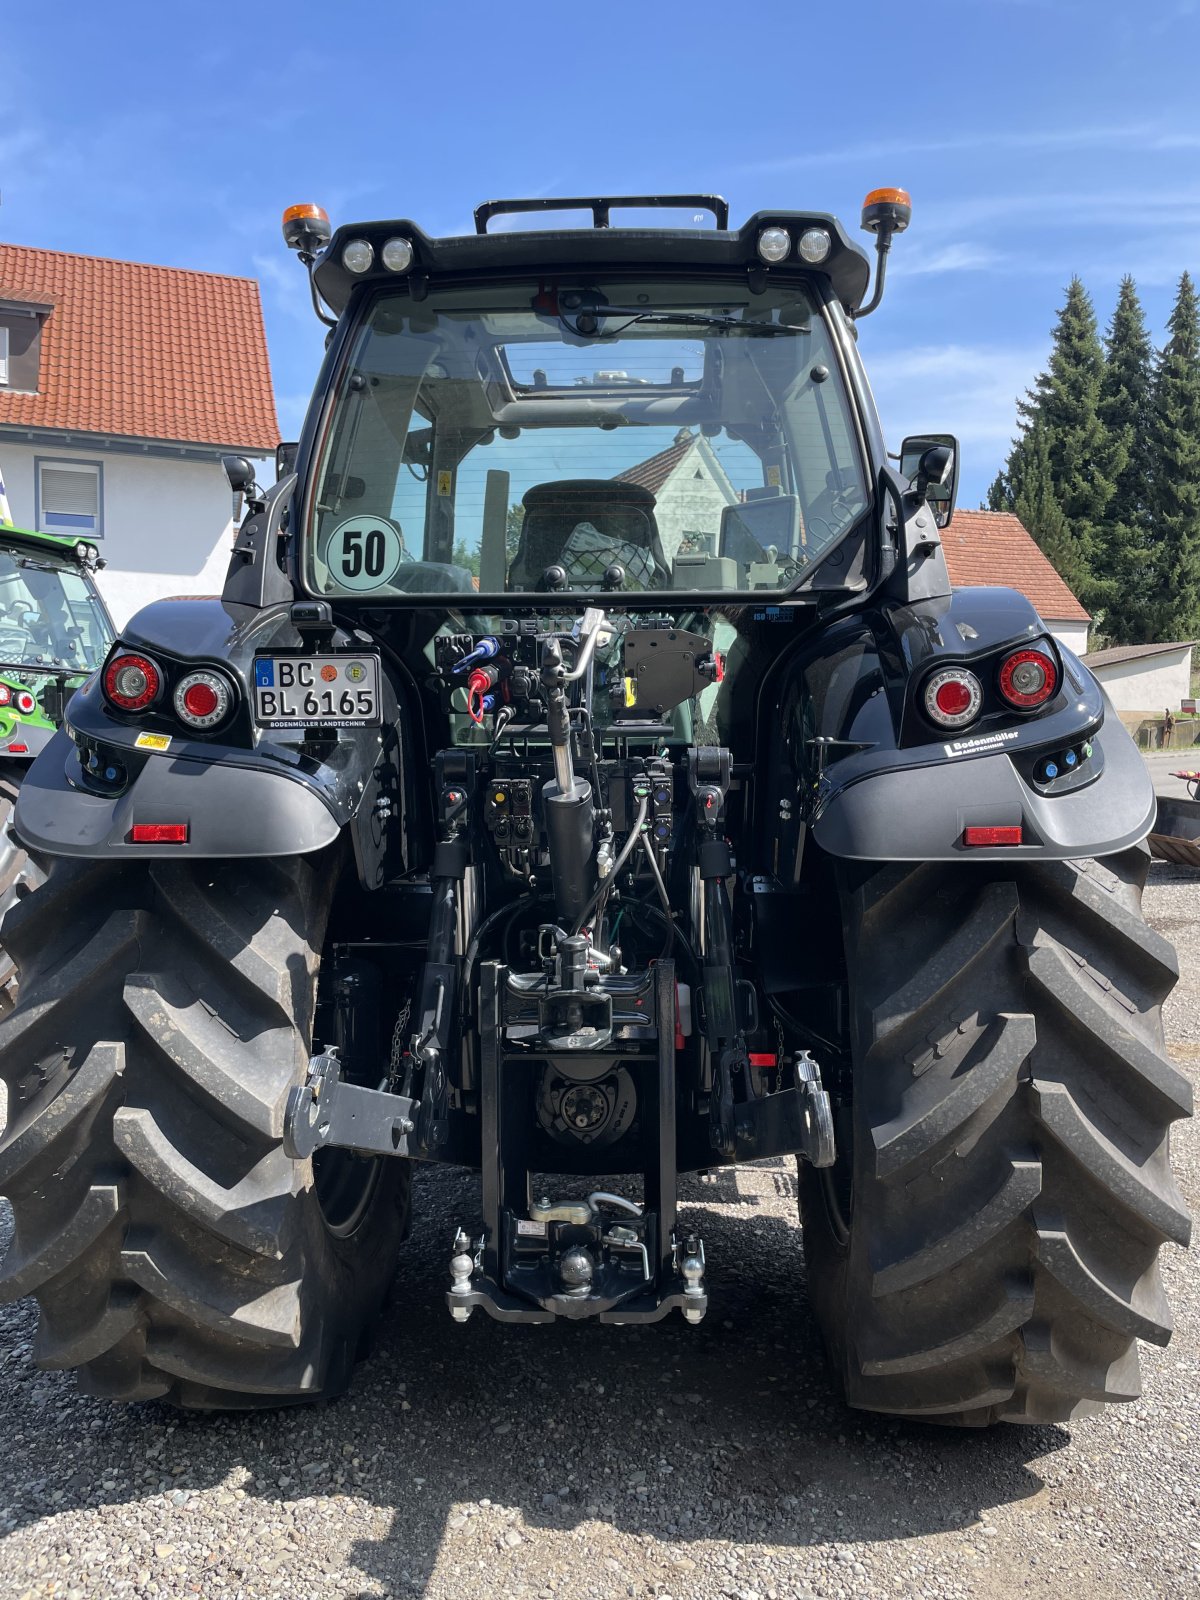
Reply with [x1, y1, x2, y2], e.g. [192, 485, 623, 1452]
[15, 690, 36, 715]
[173, 669, 233, 731]
[923, 666, 983, 729]
[0, 686, 10, 707]
[998, 647, 1057, 709]
[104, 653, 162, 712]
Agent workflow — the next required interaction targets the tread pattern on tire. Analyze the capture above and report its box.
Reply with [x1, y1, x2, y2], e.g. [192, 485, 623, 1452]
[0, 771, 44, 1015]
[0, 849, 407, 1408]
[802, 845, 1192, 1426]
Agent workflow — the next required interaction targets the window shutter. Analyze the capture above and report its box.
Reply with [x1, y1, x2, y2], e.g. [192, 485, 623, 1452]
[41, 466, 99, 517]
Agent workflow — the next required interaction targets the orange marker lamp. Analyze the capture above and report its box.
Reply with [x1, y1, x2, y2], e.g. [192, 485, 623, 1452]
[282, 203, 332, 254]
[861, 187, 912, 236]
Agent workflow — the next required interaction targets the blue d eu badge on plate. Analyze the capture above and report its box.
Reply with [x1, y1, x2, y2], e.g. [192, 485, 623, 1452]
[255, 660, 275, 688]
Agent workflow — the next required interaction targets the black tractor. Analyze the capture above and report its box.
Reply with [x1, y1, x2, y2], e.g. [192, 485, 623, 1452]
[0, 192, 1188, 1425]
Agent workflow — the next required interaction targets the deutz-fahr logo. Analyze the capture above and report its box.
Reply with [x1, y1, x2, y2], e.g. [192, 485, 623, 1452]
[943, 729, 1020, 759]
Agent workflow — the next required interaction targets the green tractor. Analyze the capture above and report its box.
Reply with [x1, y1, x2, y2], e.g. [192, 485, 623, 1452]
[0, 523, 115, 1008]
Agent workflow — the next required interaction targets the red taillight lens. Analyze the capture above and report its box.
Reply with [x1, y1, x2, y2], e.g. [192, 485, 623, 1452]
[963, 825, 1024, 847]
[104, 653, 162, 712]
[998, 648, 1057, 709]
[0, 685, 10, 707]
[15, 690, 36, 715]
[173, 669, 233, 730]
[923, 666, 983, 729]
[131, 823, 189, 844]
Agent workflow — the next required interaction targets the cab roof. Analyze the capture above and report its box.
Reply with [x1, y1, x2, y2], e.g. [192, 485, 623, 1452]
[312, 205, 872, 318]
[0, 523, 99, 563]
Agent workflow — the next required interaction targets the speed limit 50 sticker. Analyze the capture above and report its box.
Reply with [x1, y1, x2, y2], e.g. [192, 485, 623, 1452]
[326, 515, 405, 592]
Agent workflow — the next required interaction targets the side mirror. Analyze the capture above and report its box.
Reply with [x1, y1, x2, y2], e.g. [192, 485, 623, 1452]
[900, 433, 958, 528]
[276, 442, 299, 480]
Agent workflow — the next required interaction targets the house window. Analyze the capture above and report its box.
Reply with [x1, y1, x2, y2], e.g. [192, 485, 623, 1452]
[36, 459, 103, 538]
[0, 301, 50, 392]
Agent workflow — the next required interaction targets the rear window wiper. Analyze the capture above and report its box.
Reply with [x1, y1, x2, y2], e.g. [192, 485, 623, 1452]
[560, 309, 803, 339]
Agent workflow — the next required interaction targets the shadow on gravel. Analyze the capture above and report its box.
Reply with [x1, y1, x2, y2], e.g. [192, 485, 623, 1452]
[0, 1162, 1068, 1598]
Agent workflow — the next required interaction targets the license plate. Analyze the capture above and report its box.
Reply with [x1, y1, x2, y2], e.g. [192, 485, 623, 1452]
[253, 654, 381, 729]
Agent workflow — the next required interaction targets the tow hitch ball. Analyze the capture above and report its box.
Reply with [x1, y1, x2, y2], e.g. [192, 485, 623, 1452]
[447, 1213, 708, 1326]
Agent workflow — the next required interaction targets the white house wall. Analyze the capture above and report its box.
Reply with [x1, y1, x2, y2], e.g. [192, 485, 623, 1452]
[654, 443, 738, 561]
[1, 441, 266, 627]
[1049, 619, 1090, 656]
[1089, 649, 1193, 713]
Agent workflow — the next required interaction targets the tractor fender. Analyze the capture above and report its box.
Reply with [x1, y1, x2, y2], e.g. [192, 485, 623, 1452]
[14, 727, 342, 857]
[11, 597, 423, 876]
[0, 720, 55, 761]
[760, 586, 1154, 863]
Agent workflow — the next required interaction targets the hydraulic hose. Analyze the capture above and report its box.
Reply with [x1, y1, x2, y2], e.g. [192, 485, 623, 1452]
[571, 793, 649, 936]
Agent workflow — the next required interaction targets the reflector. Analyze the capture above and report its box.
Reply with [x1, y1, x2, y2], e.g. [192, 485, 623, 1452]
[131, 823, 189, 844]
[963, 825, 1023, 847]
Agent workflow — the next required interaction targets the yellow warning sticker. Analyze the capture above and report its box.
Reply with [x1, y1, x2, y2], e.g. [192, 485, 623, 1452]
[766, 465, 782, 488]
[134, 731, 172, 752]
[623, 675, 638, 708]
[437, 470, 453, 496]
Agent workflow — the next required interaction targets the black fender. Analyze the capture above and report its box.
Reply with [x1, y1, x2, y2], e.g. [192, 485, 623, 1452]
[12, 597, 428, 880]
[757, 586, 1154, 866]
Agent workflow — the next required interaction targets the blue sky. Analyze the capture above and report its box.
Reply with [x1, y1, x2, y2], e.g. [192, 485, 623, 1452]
[3, 0, 1199, 506]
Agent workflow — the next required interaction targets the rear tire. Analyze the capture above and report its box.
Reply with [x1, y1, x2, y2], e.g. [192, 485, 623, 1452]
[0, 769, 43, 1016]
[0, 848, 409, 1408]
[799, 845, 1192, 1426]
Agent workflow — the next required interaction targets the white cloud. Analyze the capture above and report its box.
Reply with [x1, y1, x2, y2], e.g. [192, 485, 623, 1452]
[891, 241, 1004, 276]
[729, 122, 1200, 179]
[862, 341, 1047, 498]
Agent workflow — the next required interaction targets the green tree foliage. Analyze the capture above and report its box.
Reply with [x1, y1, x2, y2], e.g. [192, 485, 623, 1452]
[451, 540, 481, 577]
[506, 503, 525, 566]
[991, 279, 1113, 612]
[990, 271, 1200, 645]
[1098, 277, 1156, 642]
[1146, 272, 1200, 641]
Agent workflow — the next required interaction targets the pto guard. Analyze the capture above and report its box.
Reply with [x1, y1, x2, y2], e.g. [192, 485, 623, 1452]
[13, 729, 339, 857]
[812, 707, 1156, 862]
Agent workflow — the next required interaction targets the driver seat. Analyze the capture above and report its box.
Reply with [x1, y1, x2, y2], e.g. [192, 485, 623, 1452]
[508, 480, 669, 591]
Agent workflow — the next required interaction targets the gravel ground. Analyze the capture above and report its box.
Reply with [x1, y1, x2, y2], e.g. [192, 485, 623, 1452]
[1, 864, 1197, 1600]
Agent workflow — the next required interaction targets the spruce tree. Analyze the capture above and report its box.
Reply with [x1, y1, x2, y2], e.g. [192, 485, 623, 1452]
[1011, 419, 1090, 596]
[1147, 272, 1200, 641]
[1099, 277, 1156, 642]
[992, 279, 1114, 611]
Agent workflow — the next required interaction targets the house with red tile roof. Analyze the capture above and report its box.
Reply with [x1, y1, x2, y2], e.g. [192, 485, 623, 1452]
[940, 508, 1091, 655]
[614, 428, 738, 561]
[0, 244, 278, 624]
